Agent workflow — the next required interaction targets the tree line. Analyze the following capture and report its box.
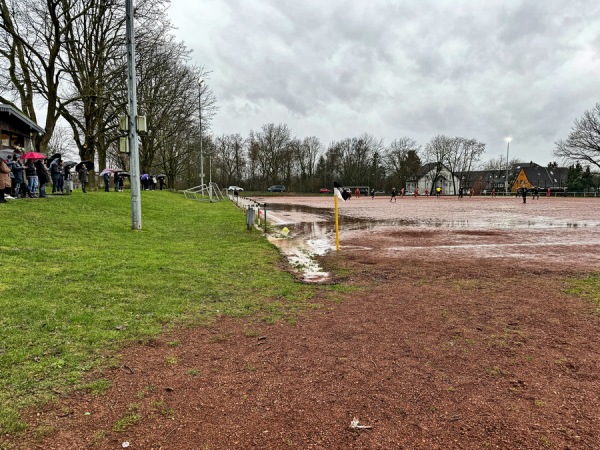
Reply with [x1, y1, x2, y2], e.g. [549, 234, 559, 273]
[0, 0, 216, 186]
[2, 1, 599, 192]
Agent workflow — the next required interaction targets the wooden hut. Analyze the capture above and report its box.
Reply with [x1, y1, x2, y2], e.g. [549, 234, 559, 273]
[0, 103, 44, 151]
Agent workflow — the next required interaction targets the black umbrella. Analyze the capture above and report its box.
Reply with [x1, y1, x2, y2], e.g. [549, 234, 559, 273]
[118, 172, 131, 177]
[75, 161, 94, 171]
[63, 160, 78, 169]
[156, 174, 167, 179]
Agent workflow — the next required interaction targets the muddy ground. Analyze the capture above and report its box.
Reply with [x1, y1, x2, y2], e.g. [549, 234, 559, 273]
[12, 196, 600, 449]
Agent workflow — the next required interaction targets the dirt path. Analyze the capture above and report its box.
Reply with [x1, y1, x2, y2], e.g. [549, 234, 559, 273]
[12, 197, 600, 449]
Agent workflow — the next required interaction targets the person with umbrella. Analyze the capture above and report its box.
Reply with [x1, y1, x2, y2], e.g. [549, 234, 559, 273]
[102, 170, 111, 192]
[56, 160, 64, 193]
[34, 159, 50, 198]
[141, 173, 149, 191]
[25, 159, 38, 196]
[78, 164, 89, 193]
[157, 174, 166, 190]
[50, 158, 62, 193]
[114, 171, 122, 192]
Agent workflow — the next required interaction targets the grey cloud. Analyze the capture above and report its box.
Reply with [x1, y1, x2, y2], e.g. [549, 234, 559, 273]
[170, 0, 600, 164]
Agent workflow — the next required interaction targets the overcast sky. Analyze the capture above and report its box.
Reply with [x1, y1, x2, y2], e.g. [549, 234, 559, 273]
[168, 0, 600, 166]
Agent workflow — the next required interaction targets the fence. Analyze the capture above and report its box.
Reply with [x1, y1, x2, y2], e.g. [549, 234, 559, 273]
[227, 193, 267, 232]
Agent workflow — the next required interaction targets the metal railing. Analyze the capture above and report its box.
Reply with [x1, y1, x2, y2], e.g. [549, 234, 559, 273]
[227, 193, 267, 232]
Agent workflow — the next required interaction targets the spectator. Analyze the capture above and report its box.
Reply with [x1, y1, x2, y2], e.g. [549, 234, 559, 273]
[34, 160, 50, 198]
[50, 160, 61, 193]
[64, 164, 73, 194]
[0, 157, 10, 203]
[78, 165, 89, 193]
[103, 171, 110, 192]
[114, 172, 122, 192]
[25, 160, 38, 196]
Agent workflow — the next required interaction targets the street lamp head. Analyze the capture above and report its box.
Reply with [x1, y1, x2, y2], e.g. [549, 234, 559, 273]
[505, 137, 512, 143]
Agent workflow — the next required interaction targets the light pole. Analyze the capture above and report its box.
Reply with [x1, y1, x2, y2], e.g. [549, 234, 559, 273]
[125, 0, 142, 229]
[198, 78, 205, 191]
[505, 137, 512, 195]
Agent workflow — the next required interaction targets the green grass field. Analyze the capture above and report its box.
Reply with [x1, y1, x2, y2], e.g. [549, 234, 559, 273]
[0, 190, 324, 434]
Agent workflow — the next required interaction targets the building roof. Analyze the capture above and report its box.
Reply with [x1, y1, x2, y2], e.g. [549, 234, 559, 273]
[521, 166, 568, 186]
[0, 103, 45, 134]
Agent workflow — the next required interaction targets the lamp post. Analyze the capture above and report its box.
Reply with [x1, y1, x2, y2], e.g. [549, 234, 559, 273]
[505, 137, 512, 195]
[198, 78, 204, 190]
[125, 0, 142, 229]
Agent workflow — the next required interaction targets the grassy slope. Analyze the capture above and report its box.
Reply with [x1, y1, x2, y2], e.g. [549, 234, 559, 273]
[0, 190, 320, 433]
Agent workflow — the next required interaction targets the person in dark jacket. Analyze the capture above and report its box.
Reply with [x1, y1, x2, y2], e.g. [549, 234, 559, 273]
[50, 160, 61, 193]
[78, 165, 89, 193]
[34, 160, 50, 198]
[103, 172, 110, 192]
[25, 160, 38, 196]
[10, 154, 30, 198]
[521, 186, 528, 204]
[114, 172, 122, 192]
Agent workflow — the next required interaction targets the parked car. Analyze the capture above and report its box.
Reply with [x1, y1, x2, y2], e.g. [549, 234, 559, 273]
[228, 185, 244, 191]
[268, 185, 286, 192]
[319, 188, 331, 194]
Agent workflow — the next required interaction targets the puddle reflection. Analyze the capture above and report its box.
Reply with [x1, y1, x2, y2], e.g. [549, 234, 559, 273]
[262, 202, 600, 283]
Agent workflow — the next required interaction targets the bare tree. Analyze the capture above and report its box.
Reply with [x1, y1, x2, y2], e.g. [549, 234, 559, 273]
[248, 123, 293, 186]
[0, 0, 87, 152]
[291, 136, 322, 192]
[424, 135, 454, 188]
[554, 103, 600, 171]
[326, 134, 382, 185]
[385, 137, 421, 189]
[213, 133, 246, 187]
[446, 137, 486, 191]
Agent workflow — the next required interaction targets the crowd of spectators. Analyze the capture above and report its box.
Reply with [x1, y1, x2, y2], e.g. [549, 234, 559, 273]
[0, 153, 73, 202]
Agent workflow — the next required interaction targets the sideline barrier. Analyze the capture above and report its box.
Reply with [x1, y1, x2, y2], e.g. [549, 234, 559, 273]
[227, 193, 267, 232]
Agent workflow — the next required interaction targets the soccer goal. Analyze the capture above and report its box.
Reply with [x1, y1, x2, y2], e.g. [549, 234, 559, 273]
[183, 182, 224, 202]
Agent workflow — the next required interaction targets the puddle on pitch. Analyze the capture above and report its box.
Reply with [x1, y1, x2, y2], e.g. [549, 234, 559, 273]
[261, 202, 600, 283]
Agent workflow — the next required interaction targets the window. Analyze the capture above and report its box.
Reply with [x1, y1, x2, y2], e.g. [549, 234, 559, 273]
[0, 131, 25, 148]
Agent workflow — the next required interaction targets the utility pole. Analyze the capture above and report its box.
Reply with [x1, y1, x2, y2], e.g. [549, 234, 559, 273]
[199, 78, 204, 193]
[126, 0, 142, 229]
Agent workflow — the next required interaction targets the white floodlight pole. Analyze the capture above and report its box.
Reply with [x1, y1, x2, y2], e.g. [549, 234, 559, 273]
[126, 0, 142, 229]
[505, 137, 512, 195]
[199, 78, 204, 194]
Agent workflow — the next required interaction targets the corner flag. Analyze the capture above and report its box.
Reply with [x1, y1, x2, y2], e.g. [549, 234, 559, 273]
[334, 181, 350, 201]
[333, 181, 349, 251]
